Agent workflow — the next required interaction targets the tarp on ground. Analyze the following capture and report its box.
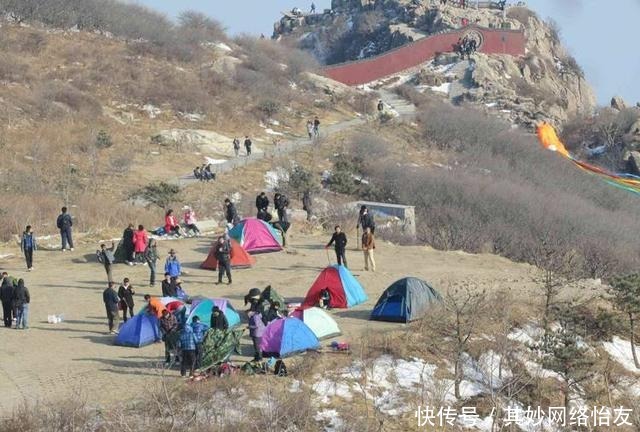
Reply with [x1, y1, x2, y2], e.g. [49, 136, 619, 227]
[302, 265, 368, 309]
[370, 277, 442, 323]
[228, 218, 283, 253]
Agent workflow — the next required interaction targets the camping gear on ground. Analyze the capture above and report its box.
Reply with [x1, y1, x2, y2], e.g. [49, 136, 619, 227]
[199, 328, 245, 370]
[186, 298, 241, 328]
[115, 314, 161, 347]
[330, 341, 350, 352]
[228, 218, 283, 253]
[152, 227, 166, 236]
[47, 314, 64, 324]
[290, 307, 341, 340]
[260, 317, 320, 358]
[200, 238, 256, 270]
[302, 265, 368, 309]
[274, 359, 288, 376]
[370, 277, 442, 323]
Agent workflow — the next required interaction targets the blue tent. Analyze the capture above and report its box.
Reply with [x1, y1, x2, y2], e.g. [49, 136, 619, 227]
[370, 277, 442, 323]
[261, 317, 320, 358]
[115, 314, 161, 347]
[303, 265, 368, 309]
[186, 298, 241, 328]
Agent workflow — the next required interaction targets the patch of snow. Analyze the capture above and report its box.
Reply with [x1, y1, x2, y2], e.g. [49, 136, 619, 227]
[508, 324, 543, 346]
[264, 167, 289, 191]
[315, 409, 343, 432]
[289, 379, 302, 393]
[289, 81, 298, 90]
[0, 253, 13, 260]
[603, 337, 640, 374]
[215, 42, 232, 52]
[312, 378, 353, 403]
[265, 128, 284, 136]
[429, 82, 451, 95]
[142, 104, 161, 119]
[204, 157, 227, 165]
[269, 119, 280, 126]
[485, 102, 498, 108]
[180, 112, 205, 122]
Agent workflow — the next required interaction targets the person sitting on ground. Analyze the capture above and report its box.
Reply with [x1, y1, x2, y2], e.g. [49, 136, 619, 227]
[117, 278, 135, 322]
[182, 206, 200, 237]
[210, 305, 229, 331]
[103, 282, 120, 334]
[262, 301, 283, 325]
[161, 272, 175, 297]
[159, 308, 179, 365]
[133, 225, 148, 265]
[164, 209, 182, 237]
[204, 164, 215, 181]
[178, 323, 198, 377]
[319, 288, 331, 310]
[144, 294, 166, 318]
[191, 315, 209, 369]
[122, 223, 135, 266]
[165, 249, 182, 278]
[224, 198, 240, 226]
[194, 166, 202, 181]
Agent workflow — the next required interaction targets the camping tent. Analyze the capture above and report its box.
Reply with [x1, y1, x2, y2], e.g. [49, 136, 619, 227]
[228, 218, 283, 253]
[260, 317, 320, 358]
[186, 298, 241, 328]
[200, 238, 256, 270]
[115, 314, 161, 347]
[302, 265, 368, 309]
[260, 285, 286, 309]
[370, 277, 442, 323]
[291, 307, 341, 340]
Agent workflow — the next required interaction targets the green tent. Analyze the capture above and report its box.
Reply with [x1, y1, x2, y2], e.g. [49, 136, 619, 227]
[260, 285, 286, 309]
[199, 327, 245, 370]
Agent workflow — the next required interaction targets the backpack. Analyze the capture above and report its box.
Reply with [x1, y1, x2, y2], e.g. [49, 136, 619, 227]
[274, 359, 288, 377]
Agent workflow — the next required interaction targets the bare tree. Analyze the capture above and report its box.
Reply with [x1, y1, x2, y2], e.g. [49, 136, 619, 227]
[608, 273, 640, 369]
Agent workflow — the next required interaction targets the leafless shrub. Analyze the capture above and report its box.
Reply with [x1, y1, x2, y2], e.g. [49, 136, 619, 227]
[506, 6, 538, 25]
[36, 81, 102, 117]
[0, 53, 29, 82]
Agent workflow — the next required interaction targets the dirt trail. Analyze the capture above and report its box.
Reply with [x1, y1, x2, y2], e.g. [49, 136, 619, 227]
[0, 229, 539, 414]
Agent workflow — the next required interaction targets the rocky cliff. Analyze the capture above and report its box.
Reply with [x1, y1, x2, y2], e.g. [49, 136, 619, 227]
[275, 1, 597, 127]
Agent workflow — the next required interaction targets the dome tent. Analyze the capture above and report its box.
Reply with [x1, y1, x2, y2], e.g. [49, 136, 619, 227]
[302, 265, 368, 309]
[200, 238, 256, 270]
[115, 314, 161, 347]
[228, 218, 283, 253]
[370, 277, 442, 323]
[186, 298, 241, 328]
[260, 317, 320, 358]
[291, 307, 341, 340]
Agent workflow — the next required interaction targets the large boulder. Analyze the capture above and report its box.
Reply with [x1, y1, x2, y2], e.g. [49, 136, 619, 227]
[611, 95, 627, 111]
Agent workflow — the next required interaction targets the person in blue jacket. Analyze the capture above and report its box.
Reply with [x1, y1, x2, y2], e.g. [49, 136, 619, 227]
[164, 249, 182, 278]
[20, 225, 37, 271]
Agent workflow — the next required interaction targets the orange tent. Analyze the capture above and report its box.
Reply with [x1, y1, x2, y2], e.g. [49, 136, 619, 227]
[200, 238, 256, 270]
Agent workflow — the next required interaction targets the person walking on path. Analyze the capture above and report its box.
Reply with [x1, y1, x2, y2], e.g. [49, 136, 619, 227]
[274, 193, 289, 223]
[313, 116, 320, 138]
[214, 236, 232, 285]
[159, 308, 179, 365]
[103, 282, 120, 334]
[361, 226, 376, 272]
[224, 198, 240, 226]
[306, 120, 314, 138]
[326, 225, 348, 267]
[248, 311, 265, 361]
[210, 305, 229, 330]
[233, 137, 241, 157]
[20, 225, 37, 271]
[145, 239, 159, 287]
[191, 316, 209, 369]
[244, 136, 252, 156]
[165, 249, 182, 278]
[98, 242, 116, 284]
[13, 279, 30, 329]
[133, 225, 148, 265]
[122, 224, 135, 265]
[1, 273, 14, 328]
[117, 278, 135, 322]
[56, 206, 74, 251]
[178, 324, 198, 377]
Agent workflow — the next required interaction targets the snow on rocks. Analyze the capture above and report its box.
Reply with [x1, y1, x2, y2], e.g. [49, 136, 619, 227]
[315, 409, 344, 432]
[602, 336, 640, 374]
[264, 167, 289, 191]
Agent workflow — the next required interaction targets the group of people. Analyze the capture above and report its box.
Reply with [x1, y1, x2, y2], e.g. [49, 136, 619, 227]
[455, 35, 478, 59]
[255, 191, 289, 224]
[232, 136, 253, 157]
[306, 117, 321, 139]
[1, 273, 30, 329]
[325, 205, 377, 271]
[193, 164, 215, 182]
[164, 207, 201, 238]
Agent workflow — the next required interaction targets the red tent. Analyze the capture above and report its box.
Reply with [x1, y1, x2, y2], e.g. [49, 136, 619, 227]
[302, 265, 368, 309]
[200, 238, 256, 270]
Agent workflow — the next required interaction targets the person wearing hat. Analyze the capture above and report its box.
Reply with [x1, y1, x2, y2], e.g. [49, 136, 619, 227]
[164, 249, 182, 278]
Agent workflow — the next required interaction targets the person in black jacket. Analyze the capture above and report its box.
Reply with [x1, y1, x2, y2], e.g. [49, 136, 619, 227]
[224, 198, 239, 226]
[13, 279, 30, 329]
[255, 192, 269, 213]
[357, 205, 376, 234]
[210, 305, 229, 330]
[244, 136, 252, 156]
[273, 193, 289, 223]
[0, 273, 14, 328]
[103, 282, 120, 334]
[122, 224, 135, 265]
[214, 236, 232, 285]
[98, 242, 116, 284]
[117, 278, 135, 322]
[56, 206, 74, 251]
[161, 272, 176, 297]
[326, 225, 348, 267]
[262, 301, 283, 325]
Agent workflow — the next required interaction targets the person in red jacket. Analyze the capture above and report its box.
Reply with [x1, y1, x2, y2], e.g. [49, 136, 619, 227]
[164, 209, 182, 237]
[133, 225, 149, 265]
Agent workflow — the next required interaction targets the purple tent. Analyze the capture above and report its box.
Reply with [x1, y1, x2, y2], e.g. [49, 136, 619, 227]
[260, 317, 320, 358]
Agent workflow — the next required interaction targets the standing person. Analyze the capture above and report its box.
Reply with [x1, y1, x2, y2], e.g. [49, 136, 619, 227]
[98, 242, 116, 284]
[103, 282, 120, 334]
[255, 192, 269, 215]
[132, 225, 148, 265]
[122, 224, 135, 266]
[1, 273, 14, 328]
[377, 99, 384, 113]
[117, 278, 135, 322]
[306, 120, 314, 138]
[302, 191, 313, 221]
[165, 249, 182, 278]
[161, 272, 176, 297]
[56, 206, 74, 251]
[164, 209, 182, 237]
[13, 279, 30, 330]
[310, 2, 316, 13]
[182, 206, 200, 237]
[224, 198, 240, 226]
[361, 226, 376, 272]
[210, 305, 229, 330]
[244, 136, 252, 156]
[20, 225, 37, 271]
[326, 225, 348, 267]
[357, 205, 376, 234]
[313, 116, 320, 138]
[159, 309, 178, 365]
[248, 311, 265, 361]
[233, 137, 241, 157]
[178, 324, 198, 377]
[214, 236, 232, 285]
[191, 316, 209, 369]
[145, 239, 159, 287]
[273, 193, 289, 223]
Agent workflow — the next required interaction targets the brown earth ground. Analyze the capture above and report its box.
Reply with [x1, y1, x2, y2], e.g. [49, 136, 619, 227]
[0, 226, 543, 415]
